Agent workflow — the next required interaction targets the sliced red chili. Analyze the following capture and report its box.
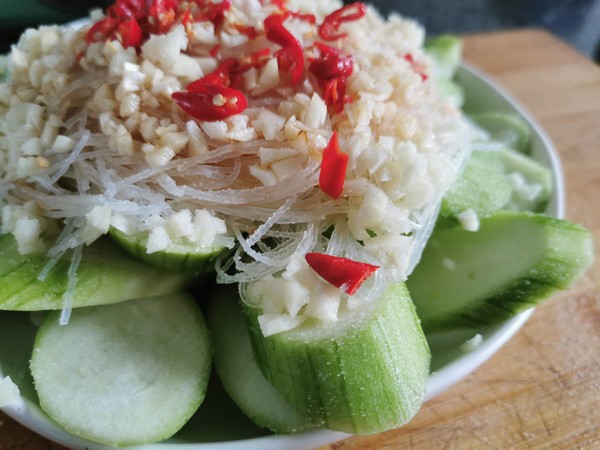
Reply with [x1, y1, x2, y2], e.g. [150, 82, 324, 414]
[187, 58, 238, 90]
[117, 18, 143, 48]
[309, 48, 353, 80]
[264, 13, 305, 84]
[88, 0, 235, 49]
[309, 44, 354, 113]
[86, 17, 120, 44]
[305, 252, 379, 295]
[232, 23, 260, 40]
[209, 43, 221, 58]
[106, 0, 145, 19]
[286, 11, 317, 24]
[236, 48, 271, 73]
[148, 0, 176, 34]
[322, 78, 352, 113]
[404, 53, 428, 82]
[318, 2, 367, 41]
[181, 9, 194, 30]
[188, 48, 271, 94]
[192, 0, 232, 30]
[313, 41, 339, 56]
[107, 2, 134, 20]
[172, 84, 247, 122]
[319, 132, 348, 199]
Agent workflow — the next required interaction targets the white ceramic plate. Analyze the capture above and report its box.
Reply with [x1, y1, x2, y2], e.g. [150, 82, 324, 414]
[0, 63, 564, 450]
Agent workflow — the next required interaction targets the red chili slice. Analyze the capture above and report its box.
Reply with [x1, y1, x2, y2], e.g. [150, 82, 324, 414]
[232, 23, 260, 40]
[181, 9, 194, 30]
[286, 11, 317, 24]
[309, 51, 353, 80]
[236, 48, 271, 73]
[325, 77, 353, 113]
[88, 0, 234, 49]
[86, 17, 119, 44]
[107, 0, 147, 20]
[148, 0, 176, 34]
[305, 252, 379, 295]
[264, 13, 305, 84]
[117, 18, 143, 48]
[193, 0, 232, 30]
[404, 53, 428, 82]
[209, 43, 221, 58]
[172, 84, 247, 122]
[107, 2, 134, 20]
[308, 43, 354, 113]
[319, 132, 348, 199]
[187, 58, 238, 90]
[318, 2, 367, 41]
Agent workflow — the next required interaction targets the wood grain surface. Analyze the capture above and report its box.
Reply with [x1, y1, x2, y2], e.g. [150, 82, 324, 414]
[1, 28, 599, 450]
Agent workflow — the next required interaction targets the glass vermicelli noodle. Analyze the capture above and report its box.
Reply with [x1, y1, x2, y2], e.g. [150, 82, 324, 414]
[0, 0, 470, 334]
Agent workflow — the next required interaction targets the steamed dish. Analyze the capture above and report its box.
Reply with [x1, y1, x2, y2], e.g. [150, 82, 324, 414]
[0, 0, 467, 326]
[0, 0, 593, 446]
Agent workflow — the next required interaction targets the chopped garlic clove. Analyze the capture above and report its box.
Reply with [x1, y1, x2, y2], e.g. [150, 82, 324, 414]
[165, 209, 194, 240]
[258, 314, 305, 337]
[302, 93, 327, 129]
[252, 58, 279, 96]
[13, 217, 45, 254]
[51, 135, 75, 153]
[457, 209, 480, 232]
[146, 226, 170, 254]
[272, 156, 303, 182]
[143, 145, 175, 168]
[82, 205, 112, 245]
[141, 25, 188, 70]
[249, 165, 278, 186]
[259, 146, 300, 166]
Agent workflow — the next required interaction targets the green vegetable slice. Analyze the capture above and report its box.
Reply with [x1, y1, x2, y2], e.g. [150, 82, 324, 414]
[498, 147, 553, 211]
[439, 148, 553, 226]
[110, 227, 226, 273]
[408, 212, 593, 332]
[30, 293, 212, 446]
[425, 34, 462, 80]
[471, 112, 532, 153]
[207, 286, 314, 433]
[0, 234, 190, 311]
[244, 283, 431, 434]
[437, 78, 465, 108]
[439, 150, 513, 225]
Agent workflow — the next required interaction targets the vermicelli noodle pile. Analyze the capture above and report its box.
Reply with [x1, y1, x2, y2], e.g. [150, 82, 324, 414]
[0, 0, 470, 333]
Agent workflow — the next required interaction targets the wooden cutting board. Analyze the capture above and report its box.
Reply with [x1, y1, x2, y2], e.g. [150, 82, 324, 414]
[1, 28, 599, 449]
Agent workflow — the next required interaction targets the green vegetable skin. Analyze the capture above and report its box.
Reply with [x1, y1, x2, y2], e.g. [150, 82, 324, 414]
[439, 150, 513, 223]
[425, 35, 465, 108]
[207, 286, 314, 434]
[110, 227, 226, 273]
[244, 283, 431, 434]
[425, 34, 462, 81]
[408, 212, 594, 332]
[439, 148, 553, 226]
[30, 293, 213, 446]
[0, 234, 190, 310]
[470, 112, 532, 154]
